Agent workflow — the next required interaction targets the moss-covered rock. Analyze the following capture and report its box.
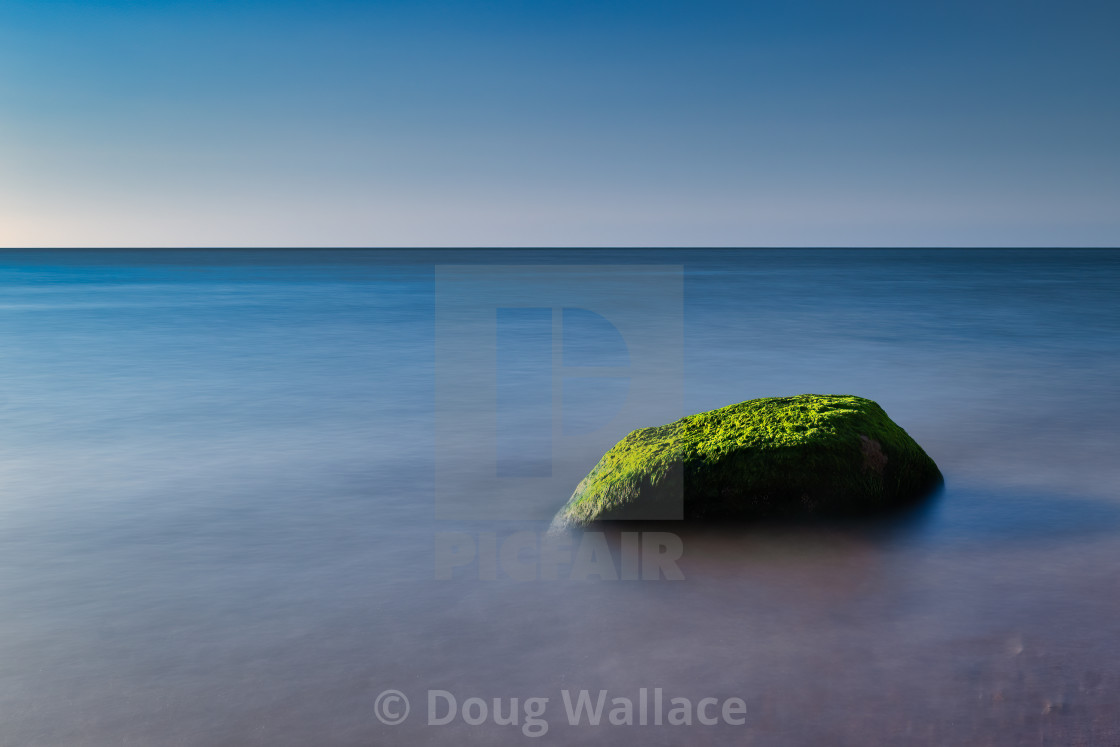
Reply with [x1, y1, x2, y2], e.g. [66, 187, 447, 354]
[553, 394, 942, 527]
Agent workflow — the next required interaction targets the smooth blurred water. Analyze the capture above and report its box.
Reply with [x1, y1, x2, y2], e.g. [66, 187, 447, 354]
[1, 249, 1118, 745]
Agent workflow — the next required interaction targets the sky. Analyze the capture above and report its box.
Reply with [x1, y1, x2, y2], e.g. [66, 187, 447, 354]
[1, 0, 1117, 247]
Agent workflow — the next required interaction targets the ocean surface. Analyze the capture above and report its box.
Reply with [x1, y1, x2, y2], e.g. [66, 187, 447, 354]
[1, 249, 1118, 745]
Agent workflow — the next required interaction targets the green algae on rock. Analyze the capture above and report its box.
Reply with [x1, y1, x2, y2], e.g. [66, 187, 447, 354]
[553, 394, 942, 527]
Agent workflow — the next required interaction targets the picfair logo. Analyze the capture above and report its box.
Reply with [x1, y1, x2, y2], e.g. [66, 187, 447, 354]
[435, 265, 683, 521]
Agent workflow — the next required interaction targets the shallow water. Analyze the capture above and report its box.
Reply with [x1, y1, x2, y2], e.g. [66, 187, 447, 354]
[1, 249, 1118, 745]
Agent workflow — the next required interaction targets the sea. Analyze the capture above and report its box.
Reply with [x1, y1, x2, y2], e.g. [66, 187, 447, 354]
[1, 249, 1118, 745]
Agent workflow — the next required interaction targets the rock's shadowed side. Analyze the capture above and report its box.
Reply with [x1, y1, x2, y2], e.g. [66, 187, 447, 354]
[554, 394, 943, 527]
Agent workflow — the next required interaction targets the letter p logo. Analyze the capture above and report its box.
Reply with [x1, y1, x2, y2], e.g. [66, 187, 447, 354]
[435, 265, 683, 521]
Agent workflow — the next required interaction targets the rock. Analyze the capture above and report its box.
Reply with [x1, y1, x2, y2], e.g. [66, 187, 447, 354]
[553, 394, 942, 527]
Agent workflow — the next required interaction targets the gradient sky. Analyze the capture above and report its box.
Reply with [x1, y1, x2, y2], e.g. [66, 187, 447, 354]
[1, 0, 1117, 246]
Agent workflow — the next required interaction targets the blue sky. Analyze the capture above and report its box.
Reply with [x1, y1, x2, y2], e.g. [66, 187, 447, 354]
[1, 0, 1117, 246]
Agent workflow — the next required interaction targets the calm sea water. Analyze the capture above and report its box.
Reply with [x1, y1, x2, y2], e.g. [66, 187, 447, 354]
[1, 249, 1118, 745]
